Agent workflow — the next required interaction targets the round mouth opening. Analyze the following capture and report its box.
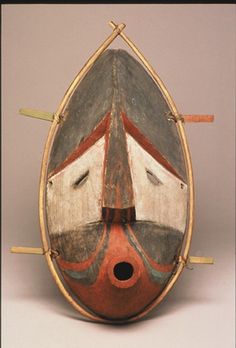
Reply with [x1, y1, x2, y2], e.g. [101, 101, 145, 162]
[113, 262, 134, 281]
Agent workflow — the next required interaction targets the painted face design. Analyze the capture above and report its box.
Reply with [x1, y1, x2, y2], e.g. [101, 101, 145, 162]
[46, 50, 188, 320]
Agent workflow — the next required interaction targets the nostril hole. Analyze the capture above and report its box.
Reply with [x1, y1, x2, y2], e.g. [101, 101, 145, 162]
[113, 262, 134, 281]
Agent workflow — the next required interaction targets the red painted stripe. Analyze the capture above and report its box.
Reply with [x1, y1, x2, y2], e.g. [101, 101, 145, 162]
[127, 224, 175, 273]
[121, 112, 184, 182]
[48, 113, 110, 178]
[56, 224, 107, 272]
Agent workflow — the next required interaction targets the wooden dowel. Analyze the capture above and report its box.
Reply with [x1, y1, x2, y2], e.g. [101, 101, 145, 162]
[19, 108, 54, 122]
[183, 115, 214, 123]
[188, 256, 214, 264]
[10, 246, 45, 255]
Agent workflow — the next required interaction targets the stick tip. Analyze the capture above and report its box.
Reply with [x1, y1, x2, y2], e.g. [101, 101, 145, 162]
[109, 20, 115, 27]
[109, 21, 126, 31]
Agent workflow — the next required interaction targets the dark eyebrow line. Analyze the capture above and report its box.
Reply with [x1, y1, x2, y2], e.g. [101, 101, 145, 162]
[73, 170, 89, 188]
[146, 169, 163, 186]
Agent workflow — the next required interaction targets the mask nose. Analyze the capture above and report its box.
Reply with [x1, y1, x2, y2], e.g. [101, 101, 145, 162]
[102, 109, 135, 222]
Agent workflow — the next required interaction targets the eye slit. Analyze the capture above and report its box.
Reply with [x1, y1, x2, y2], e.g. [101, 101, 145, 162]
[73, 170, 89, 188]
[146, 169, 163, 186]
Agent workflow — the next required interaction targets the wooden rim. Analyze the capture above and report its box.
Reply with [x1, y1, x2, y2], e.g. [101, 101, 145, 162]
[39, 22, 194, 324]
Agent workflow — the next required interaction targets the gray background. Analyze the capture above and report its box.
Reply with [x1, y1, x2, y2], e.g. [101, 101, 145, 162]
[2, 4, 235, 348]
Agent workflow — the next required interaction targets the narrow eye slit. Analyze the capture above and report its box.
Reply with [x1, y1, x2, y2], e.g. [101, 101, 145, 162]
[146, 169, 162, 186]
[73, 170, 89, 188]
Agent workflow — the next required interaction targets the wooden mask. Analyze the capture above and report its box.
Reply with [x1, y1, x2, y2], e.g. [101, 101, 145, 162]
[12, 22, 214, 323]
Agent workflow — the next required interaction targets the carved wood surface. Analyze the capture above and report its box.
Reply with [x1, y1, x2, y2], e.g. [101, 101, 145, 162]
[45, 49, 189, 320]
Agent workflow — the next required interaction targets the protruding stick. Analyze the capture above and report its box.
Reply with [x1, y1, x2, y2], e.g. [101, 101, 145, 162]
[188, 256, 214, 264]
[19, 108, 54, 122]
[179, 255, 214, 266]
[10, 247, 45, 255]
[183, 115, 214, 123]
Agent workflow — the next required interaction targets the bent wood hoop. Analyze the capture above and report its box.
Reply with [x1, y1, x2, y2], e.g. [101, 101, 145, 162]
[39, 22, 194, 323]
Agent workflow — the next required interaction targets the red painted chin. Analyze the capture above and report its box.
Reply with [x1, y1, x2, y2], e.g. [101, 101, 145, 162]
[61, 224, 163, 320]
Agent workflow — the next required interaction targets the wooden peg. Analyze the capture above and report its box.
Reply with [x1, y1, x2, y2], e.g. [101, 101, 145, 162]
[10, 246, 45, 255]
[188, 256, 214, 264]
[19, 108, 54, 122]
[183, 115, 214, 123]
[178, 255, 214, 266]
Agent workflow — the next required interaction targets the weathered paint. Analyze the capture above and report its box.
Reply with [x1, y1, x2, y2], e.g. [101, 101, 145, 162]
[126, 134, 187, 231]
[47, 136, 105, 232]
[45, 49, 189, 320]
[57, 224, 173, 319]
[48, 50, 186, 180]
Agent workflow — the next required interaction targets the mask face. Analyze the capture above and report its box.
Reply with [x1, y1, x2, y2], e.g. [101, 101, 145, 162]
[46, 49, 188, 320]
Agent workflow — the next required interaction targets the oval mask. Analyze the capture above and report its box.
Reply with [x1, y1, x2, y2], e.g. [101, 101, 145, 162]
[45, 49, 190, 321]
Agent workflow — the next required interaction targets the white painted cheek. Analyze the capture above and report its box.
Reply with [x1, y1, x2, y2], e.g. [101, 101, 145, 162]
[127, 134, 187, 233]
[46, 136, 105, 235]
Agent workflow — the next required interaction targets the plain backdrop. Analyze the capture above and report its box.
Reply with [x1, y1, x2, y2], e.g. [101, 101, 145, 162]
[2, 4, 235, 348]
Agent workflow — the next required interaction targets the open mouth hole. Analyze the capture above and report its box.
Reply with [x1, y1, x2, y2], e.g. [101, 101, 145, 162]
[113, 262, 134, 281]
